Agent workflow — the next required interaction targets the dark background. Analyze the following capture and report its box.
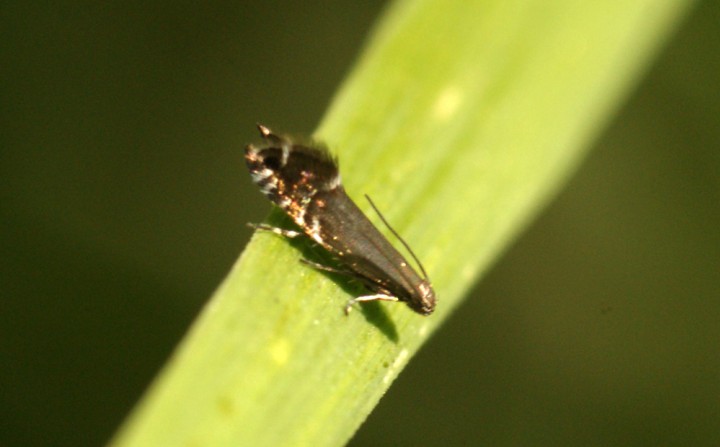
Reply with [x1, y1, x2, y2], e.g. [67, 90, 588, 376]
[2, 2, 718, 446]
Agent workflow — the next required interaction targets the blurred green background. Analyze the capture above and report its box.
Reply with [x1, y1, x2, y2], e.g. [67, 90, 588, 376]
[1, 1, 718, 446]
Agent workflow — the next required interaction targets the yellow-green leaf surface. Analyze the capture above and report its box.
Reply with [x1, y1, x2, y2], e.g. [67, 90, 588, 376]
[111, 0, 692, 446]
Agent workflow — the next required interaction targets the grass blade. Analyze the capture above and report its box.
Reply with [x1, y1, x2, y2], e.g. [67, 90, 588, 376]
[111, 0, 692, 445]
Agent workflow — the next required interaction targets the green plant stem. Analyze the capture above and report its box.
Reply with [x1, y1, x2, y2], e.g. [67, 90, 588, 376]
[110, 0, 693, 446]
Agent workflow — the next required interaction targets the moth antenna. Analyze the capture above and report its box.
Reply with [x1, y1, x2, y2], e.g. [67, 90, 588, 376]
[364, 194, 430, 282]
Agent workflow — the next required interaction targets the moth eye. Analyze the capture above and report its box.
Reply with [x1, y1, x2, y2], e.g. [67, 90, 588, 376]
[263, 155, 281, 171]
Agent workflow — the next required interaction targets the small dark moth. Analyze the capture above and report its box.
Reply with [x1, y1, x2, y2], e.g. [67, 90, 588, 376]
[245, 124, 436, 315]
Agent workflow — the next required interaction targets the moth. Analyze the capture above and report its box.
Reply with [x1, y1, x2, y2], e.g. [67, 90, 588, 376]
[245, 124, 435, 315]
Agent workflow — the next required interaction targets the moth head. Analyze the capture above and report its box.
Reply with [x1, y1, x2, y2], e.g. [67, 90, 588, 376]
[407, 280, 436, 315]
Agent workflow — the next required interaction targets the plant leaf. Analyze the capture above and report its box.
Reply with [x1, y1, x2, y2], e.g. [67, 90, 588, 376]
[111, 0, 693, 446]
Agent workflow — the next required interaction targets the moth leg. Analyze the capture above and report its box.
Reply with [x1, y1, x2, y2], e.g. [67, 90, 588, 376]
[300, 260, 397, 315]
[345, 294, 399, 315]
[299, 258, 355, 276]
[247, 222, 304, 239]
